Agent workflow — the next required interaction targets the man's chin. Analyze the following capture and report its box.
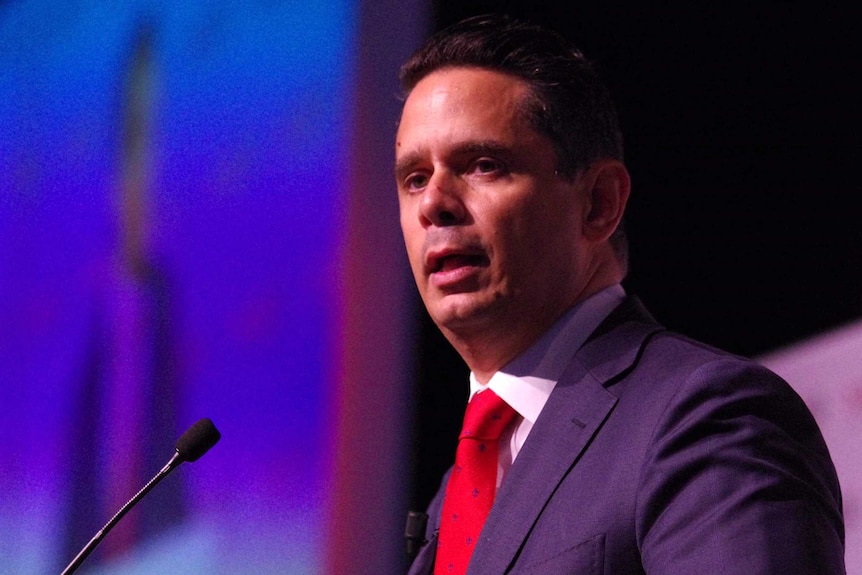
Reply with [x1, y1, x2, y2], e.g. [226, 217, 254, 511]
[427, 295, 499, 335]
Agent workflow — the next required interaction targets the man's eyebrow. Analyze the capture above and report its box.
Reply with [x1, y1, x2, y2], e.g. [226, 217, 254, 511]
[394, 140, 514, 178]
[393, 152, 425, 180]
[452, 140, 512, 158]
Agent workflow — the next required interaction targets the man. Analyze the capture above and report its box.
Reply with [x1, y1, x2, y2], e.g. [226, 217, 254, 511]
[396, 14, 844, 575]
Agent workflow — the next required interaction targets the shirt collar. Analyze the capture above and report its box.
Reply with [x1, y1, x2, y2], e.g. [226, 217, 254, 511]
[469, 284, 626, 424]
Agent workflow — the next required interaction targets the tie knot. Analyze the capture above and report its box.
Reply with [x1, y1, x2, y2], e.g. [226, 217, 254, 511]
[460, 389, 518, 441]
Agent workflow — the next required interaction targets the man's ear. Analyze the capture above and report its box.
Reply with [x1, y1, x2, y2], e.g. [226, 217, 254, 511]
[581, 159, 631, 242]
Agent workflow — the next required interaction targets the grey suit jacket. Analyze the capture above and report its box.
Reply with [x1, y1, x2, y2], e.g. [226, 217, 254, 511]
[408, 297, 844, 574]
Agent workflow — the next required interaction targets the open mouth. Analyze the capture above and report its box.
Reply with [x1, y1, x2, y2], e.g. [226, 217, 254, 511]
[432, 253, 488, 273]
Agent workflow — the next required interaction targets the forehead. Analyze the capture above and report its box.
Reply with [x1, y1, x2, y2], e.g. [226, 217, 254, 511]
[396, 67, 536, 156]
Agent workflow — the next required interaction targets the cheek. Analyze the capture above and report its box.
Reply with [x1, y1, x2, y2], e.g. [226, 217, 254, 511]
[399, 206, 418, 242]
[490, 199, 575, 271]
[487, 197, 545, 247]
[399, 228, 425, 281]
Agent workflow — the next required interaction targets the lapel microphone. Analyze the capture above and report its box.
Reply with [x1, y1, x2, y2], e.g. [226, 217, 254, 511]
[61, 418, 221, 575]
[405, 510, 429, 559]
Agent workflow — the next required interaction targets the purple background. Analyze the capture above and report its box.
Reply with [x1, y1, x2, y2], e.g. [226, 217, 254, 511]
[0, 1, 423, 573]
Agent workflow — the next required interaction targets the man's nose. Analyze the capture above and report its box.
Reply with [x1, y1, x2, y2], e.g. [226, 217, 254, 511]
[419, 171, 466, 227]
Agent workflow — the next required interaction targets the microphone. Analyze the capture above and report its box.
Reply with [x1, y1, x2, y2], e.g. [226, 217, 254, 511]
[404, 510, 429, 559]
[61, 418, 221, 575]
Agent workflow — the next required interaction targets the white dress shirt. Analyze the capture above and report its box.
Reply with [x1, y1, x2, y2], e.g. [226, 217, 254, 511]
[468, 284, 626, 486]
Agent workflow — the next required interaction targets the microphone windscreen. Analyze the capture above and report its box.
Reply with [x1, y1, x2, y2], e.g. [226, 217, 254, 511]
[175, 418, 221, 462]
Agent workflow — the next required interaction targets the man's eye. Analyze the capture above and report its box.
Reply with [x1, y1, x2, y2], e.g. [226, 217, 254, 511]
[404, 173, 429, 191]
[470, 158, 504, 175]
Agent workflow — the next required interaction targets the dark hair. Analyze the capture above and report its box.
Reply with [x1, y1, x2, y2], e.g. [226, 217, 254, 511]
[399, 13, 629, 271]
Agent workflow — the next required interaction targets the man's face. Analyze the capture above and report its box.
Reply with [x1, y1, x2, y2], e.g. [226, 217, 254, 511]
[395, 67, 590, 344]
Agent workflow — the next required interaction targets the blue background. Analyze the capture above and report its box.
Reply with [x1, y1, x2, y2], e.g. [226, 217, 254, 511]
[0, 1, 423, 573]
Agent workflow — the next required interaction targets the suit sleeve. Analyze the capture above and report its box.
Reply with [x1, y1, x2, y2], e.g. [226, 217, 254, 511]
[636, 359, 845, 574]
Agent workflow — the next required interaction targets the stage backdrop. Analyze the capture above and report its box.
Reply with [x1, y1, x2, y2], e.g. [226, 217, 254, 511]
[760, 322, 862, 575]
[0, 1, 424, 573]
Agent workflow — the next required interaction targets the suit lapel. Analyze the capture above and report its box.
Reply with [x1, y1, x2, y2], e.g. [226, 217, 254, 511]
[466, 362, 616, 573]
[407, 531, 438, 575]
[466, 296, 663, 574]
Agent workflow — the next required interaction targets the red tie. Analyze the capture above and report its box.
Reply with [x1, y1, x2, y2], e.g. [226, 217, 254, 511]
[434, 389, 518, 575]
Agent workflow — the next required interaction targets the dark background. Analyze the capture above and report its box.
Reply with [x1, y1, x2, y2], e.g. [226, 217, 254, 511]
[408, 3, 862, 511]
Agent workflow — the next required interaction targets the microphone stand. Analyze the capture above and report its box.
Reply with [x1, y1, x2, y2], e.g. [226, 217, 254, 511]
[61, 452, 182, 575]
